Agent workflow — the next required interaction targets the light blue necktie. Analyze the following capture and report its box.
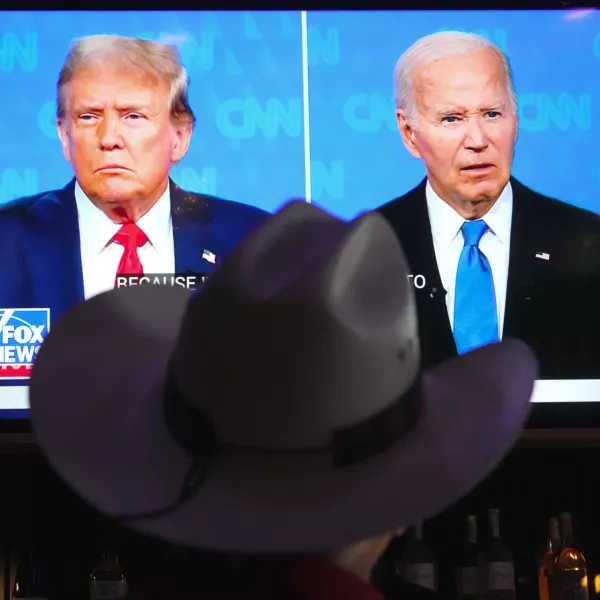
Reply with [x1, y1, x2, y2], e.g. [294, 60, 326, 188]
[453, 220, 499, 354]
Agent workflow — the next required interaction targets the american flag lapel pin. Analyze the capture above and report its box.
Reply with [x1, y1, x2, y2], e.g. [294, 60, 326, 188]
[535, 252, 550, 260]
[202, 249, 217, 264]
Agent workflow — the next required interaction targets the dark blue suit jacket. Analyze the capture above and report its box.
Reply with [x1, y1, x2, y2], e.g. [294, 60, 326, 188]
[0, 178, 269, 416]
[0, 178, 269, 324]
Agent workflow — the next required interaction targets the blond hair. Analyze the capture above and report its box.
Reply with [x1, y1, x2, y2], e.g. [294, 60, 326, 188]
[56, 34, 196, 127]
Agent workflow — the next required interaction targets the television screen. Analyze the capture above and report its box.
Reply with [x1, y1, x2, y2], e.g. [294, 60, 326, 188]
[1, 9, 599, 418]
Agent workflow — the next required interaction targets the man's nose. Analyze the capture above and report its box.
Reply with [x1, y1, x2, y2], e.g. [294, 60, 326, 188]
[97, 115, 124, 150]
[463, 118, 489, 151]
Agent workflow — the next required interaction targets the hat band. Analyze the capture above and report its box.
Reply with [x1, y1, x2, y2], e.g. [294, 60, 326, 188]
[163, 367, 422, 469]
[114, 369, 421, 524]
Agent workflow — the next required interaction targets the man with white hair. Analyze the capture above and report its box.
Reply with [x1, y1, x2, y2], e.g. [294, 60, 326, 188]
[378, 31, 600, 379]
[0, 35, 268, 325]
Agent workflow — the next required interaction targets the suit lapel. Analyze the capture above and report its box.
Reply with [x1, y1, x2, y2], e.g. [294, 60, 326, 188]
[26, 179, 84, 320]
[170, 180, 219, 275]
[392, 181, 445, 289]
[503, 178, 541, 339]
[380, 180, 457, 365]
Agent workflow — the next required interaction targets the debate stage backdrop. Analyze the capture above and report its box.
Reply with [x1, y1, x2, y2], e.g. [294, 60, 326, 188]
[0, 10, 598, 218]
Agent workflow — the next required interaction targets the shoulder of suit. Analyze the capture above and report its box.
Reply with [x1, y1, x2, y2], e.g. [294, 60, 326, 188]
[376, 180, 425, 218]
[205, 192, 269, 221]
[172, 187, 271, 244]
[0, 187, 64, 222]
[0, 185, 272, 231]
[376, 181, 426, 237]
[512, 179, 600, 227]
[376, 178, 600, 229]
[175, 187, 269, 222]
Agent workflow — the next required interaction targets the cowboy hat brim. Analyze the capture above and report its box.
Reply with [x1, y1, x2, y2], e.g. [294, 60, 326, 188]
[30, 284, 536, 552]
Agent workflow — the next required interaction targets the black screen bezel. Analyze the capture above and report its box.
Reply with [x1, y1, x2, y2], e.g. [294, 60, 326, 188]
[1, 2, 598, 434]
[2, 401, 600, 435]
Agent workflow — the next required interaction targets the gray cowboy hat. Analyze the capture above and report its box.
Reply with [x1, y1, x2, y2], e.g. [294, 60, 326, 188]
[29, 200, 536, 552]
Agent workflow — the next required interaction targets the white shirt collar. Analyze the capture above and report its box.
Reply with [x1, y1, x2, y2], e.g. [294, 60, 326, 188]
[425, 180, 513, 249]
[74, 181, 172, 254]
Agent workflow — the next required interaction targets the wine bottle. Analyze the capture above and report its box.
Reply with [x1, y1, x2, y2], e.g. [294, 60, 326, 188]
[480, 508, 515, 600]
[538, 517, 561, 600]
[89, 549, 128, 600]
[12, 547, 48, 600]
[552, 512, 588, 600]
[456, 514, 481, 600]
[395, 522, 437, 591]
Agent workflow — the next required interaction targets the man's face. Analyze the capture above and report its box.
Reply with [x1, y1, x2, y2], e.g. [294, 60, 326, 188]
[396, 49, 518, 219]
[57, 63, 191, 219]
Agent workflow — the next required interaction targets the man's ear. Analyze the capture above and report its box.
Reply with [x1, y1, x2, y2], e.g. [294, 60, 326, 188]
[396, 110, 422, 160]
[57, 120, 72, 163]
[171, 123, 193, 164]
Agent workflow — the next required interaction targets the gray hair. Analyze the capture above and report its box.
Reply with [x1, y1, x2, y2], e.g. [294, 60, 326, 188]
[56, 34, 196, 127]
[394, 31, 517, 127]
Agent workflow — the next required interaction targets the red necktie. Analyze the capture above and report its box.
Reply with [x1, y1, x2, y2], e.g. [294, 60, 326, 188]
[112, 222, 148, 277]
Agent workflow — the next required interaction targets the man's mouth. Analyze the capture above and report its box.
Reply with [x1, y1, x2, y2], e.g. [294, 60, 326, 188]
[97, 164, 130, 172]
[461, 163, 495, 172]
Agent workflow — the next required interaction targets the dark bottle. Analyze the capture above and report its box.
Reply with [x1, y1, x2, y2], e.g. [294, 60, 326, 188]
[12, 547, 49, 600]
[538, 517, 561, 600]
[456, 514, 481, 600]
[89, 549, 128, 600]
[395, 522, 437, 591]
[480, 509, 515, 600]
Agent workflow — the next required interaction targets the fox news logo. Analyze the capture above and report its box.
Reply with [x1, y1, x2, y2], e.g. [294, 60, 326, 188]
[0, 308, 50, 379]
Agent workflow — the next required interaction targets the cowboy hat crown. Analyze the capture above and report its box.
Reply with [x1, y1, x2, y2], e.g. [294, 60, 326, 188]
[171, 200, 420, 453]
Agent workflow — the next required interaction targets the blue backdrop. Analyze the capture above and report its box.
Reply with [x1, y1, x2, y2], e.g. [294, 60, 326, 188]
[0, 10, 598, 219]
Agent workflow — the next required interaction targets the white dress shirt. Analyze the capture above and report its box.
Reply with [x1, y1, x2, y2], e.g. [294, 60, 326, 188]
[425, 180, 513, 338]
[75, 182, 175, 300]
